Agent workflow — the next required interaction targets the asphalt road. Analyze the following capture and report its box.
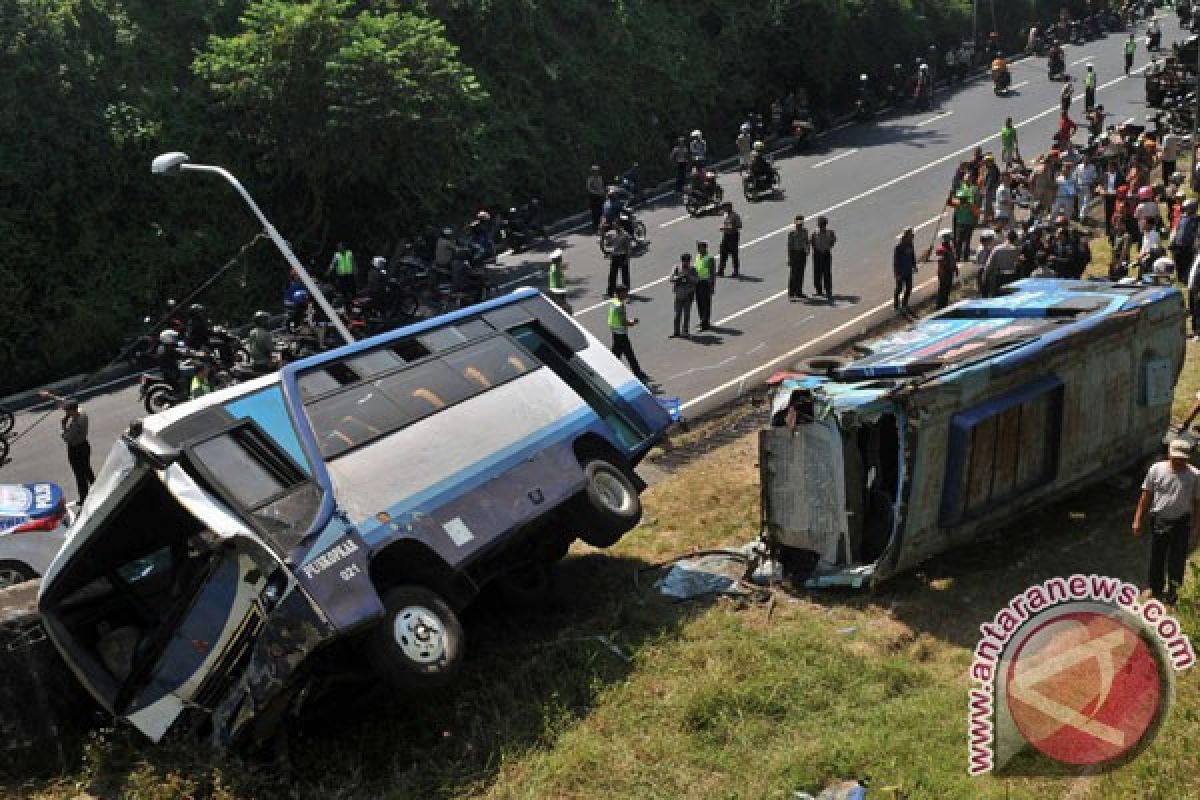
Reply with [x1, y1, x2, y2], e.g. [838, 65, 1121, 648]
[4, 13, 1186, 497]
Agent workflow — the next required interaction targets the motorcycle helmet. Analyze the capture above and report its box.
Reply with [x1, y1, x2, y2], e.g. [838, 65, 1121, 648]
[550, 248, 563, 261]
[691, 129, 702, 138]
[753, 141, 765, 152]
[476, 209, 492, 221]
[189, 303, 205, 316]
[372, 256, 386, 268]
[253, 311, 270, 327]
[920, 63, 930, 73]
[508, 206, 519, 216]
[860, 73, 868, 81]
[893, 63, 902, 70]
[1153, 256, 1176, 275]
[159, 329, 180, 346]
[441, 226, 455, 237]
[1171, 171, 1187, 185]
[740, 122, 751, 132]
[290, 288, 309, 305]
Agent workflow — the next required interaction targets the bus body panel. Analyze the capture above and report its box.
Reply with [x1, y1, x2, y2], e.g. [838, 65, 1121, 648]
[763, 280, 1187, 587]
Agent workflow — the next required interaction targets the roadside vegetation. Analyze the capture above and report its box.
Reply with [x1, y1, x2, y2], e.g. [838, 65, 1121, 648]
[4, 0, 1075, 391]
[10, 242, 1200, 799]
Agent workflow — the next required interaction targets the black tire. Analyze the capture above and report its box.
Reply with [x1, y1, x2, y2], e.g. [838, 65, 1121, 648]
[712, 186, 724, 207]
[395, 292, 420, 321]
[0, 406, 12, 436]
[684, 192, 703, 217]
[366, 585, 464, 691]
[0, 436, 8, 464]
[794, 355, 850, 376]
[143, 385, 177, 415]
[574, 458, 642, 548]
[0, 560, 36, 589]
[632, 220, 647, 243]
[743, 177, 755, 202]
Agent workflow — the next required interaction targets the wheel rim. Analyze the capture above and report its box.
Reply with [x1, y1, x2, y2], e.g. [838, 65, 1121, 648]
[592, 468, 632, 514]
[0, 565, 31, 589]
[393, 605, 447, 665]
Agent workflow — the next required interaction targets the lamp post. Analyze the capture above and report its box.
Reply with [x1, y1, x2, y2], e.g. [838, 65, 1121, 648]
[151, 152, 354, 346]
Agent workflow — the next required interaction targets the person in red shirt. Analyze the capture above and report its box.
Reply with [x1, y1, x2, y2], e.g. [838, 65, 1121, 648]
[1054, 111, 1077, 150]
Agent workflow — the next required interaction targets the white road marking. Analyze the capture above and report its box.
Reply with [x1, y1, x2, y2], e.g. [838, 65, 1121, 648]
[1070, 56, 1092, 66]
[917, 110, 954, 127]
[812, 149, 859, 169]
[659, 213, 693, 228]
[496, 269, 543, 290]
[680, 274, 938, 412]
[1012, 80, 1030, 89]
[577, 66, 1144, 318]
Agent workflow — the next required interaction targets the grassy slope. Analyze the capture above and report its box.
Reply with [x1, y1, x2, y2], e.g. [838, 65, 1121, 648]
[14, 225, 1200, 800]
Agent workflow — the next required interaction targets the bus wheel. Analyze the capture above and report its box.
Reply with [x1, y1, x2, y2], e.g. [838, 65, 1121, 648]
[575, 459, 642, 548]
[367, 585, 464, 691]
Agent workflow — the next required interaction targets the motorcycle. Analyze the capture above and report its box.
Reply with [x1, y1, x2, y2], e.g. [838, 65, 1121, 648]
[992, 67, 1012, 95]
[853, 96, 872, 121]
[1147, 29, 1163, 52]
[496, 199, 546, 253]
[139, 361, 196, 414]
[1048, 52, 1067, 80]
[684, 170, 724, 217]
[1070, 20, 1086, 45]
[791, 116, 815, 153]
[611, 164, 646, 208]
[742, 161, 782, 202]
[598, 209, 648, 256]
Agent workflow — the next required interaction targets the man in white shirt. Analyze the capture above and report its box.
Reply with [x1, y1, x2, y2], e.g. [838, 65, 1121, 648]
[1072, 154, 1098, 223]
[1161, 131, 1181, 182]
[1133, 439, 1200, 604]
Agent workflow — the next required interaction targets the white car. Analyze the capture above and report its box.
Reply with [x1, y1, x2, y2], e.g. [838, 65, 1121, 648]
[0, 482, 72, 588]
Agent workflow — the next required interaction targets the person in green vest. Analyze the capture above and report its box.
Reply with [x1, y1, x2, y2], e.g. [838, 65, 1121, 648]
[1124, 33, 1136, 77]
[951, 178, 979, 262]
[607, 285, 648, 382]
[694, 240, 716, 330]
[1000, 117, 1020, 168]
[1084, 63, 1097, 111]
[327, 241, 356, 304]
[547, 249, 570, 312]
[190, 358, 215, 400]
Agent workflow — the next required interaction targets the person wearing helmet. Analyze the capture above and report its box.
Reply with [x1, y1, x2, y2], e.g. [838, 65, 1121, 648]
[856, 73, 873, 116]
[689, 129, 707, 167]
[890, 63, 907, 105]
[327, 241, 356, 305]
[468, 214, 494, 259]
[183, 303, 210, 350]
[587, 165, 606, 228]
[747, 140, 772, 189]
[915, 61, 932, 109]
[736, 123, 754, 169]
[1170, 197, 1200, 283]
[246, 310, 275, 374]
[190, 356, 216, 400]
[156, 328, 185, 393]
[547, 249, 570, 312]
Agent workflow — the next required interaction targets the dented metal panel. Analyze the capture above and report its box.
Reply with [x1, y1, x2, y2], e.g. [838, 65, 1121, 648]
[762, 280, 1188, 586]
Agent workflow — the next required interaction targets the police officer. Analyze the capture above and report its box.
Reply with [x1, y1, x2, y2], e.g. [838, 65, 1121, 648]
[694, 240, 716, 330]
[547, 249, 570, 312]
[328, 241, 356, 302]
[607, 286, 648, 382]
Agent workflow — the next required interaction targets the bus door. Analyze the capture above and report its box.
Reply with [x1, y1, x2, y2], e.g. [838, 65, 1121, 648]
[509, 325, 650, 451]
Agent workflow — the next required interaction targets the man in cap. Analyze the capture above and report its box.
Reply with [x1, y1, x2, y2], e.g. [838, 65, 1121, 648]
[811, 216, 838, 302]
[974, 229, 997, 284]
[935, 229, 958, 309]
[1132, 439, 1200, 604]
[669, 253, 698, 338]
[787, 214, 811, 300]
[717, 202, 743, 278]
[893, 227, 917, 314]
[607, 285, 648, 382]
[38, 391, 95, 502]
[694, 240, 716, 330]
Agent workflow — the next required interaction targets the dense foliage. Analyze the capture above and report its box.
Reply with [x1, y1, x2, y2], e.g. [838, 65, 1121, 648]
[1, 0, 1085, 391]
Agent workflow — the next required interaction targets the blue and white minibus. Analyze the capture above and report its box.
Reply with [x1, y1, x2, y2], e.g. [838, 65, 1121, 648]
[38, 288, 670, 745]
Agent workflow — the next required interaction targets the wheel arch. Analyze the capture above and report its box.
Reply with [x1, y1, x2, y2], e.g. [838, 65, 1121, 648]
[368, 538, 474, 611]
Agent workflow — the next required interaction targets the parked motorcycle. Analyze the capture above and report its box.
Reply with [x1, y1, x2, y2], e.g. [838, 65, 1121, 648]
[792, 116, 815, 152]
[684, 170, 724, 217]
[598, 210, 648, 256]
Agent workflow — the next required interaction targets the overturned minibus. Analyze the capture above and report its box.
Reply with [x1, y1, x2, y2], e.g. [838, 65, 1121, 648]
[37, 288, 670, 746]
[760, 279, 1187, 588]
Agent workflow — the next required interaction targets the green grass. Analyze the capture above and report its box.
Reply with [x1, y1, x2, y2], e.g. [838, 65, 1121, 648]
[9, 209, 1200, 800]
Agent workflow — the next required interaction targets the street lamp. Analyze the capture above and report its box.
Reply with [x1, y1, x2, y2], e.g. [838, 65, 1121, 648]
[151, 151, 354, 345]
